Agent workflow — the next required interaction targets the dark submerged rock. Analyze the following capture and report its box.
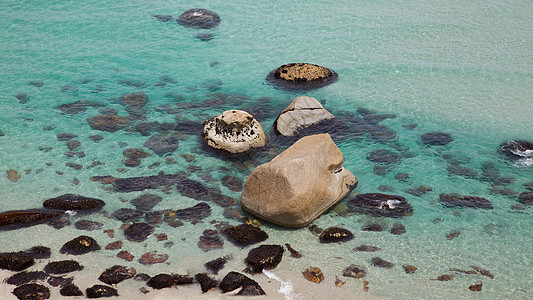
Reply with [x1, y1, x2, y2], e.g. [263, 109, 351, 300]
[98, 265, 136, 285]
[111, 208, 143, 222]
[195, 273, 218, 293]
[60, 283, 84, 296]
[43, 194, 105, 213]
[421, 132, 453, 146]
[86, 285, 118, 298]
[342, 265, 366, 278]
[195, 33, 215, 41]
[12, 283, 50, 300]
[198, 229, 224, 252]
[285, 243, 302, 258]
[173, 274, 194, 285]
[371, 257, 394, 268]
[74, 220, 103, 231]
[0, 252, 35, 271]
[403, 264, 418, 274]
[113, 173, 186, 192]
[124, 222, 154, 242]
[367, 149, 401, 165]
[177, 8, 221, 29]
[245, 244, 284, 273]
[144, 134, 179, 156]
[319, 227, 354, 243]
[0, 210, 64, 230]
[60, 235, 100, 255]
[447, 164, 478, 179]
[205, 257, 227, 275]
[147, 274, 174, 289]
[174, 202, 211, 221]
[5, 271, 48, 286]
[87, 115, 129, 132]
[139, 251, 168, 265]
[391, 223, 406, 235]
[267, 63, 338, 91]
[130, 194, 162, 211]
[347, 193, 414, 218]
[518, 191, 533, 205]
[176, 179, 210, 201]
[362, 223, 383, 232]
[221, 224, 268, 247]
[439, 193, 493, 209]
[353, 245, 381, 252]
[498, 140, 533, 160]
[152, 15, 173, 22]
[44, 260, 83, 274]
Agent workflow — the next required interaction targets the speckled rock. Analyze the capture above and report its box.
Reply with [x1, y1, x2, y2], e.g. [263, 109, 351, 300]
[0, 252, 35, 271]
[267, 63, 338, 90]
[60, 235, 100, 255]
[86, 284, 118, 298]
[221, 224, 268, 247]
[245, 244, 284, 273]
[202, 110, 267, 154]
[98, 265, 136, 285]
[319, 227, 354, 243]
[44, 260, 83, 274]
[12, 283, 50, 300]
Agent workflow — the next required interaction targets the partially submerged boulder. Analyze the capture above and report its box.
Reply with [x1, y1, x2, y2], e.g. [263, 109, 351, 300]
[241, 134, 357, 227]
[346, 193, 413, 218]
[499, 140, 533, 161]
[98, 265, 136, 285]
[177, 8, 221, 29]
[202, 110, 267, 154]
[219, 271, 265, 295]
[221, 224, 268, 247]
[267, 63, 338, 91]
[44, 260, 83, 274]
[43, 194, 105, 213]
[0, 209, 63, 230]
[0, 252, 35, 271]
[245, 245, 284, 273]
[60, 235, 101, 255]
[274, 96, 335, 137]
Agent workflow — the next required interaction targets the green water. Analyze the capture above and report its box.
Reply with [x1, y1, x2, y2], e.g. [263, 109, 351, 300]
[1, 0, 532, 299]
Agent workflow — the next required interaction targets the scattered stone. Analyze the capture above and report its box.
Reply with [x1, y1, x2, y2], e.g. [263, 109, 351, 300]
[403, 264, 417, 274]
[490, 185, 518, 197]
[113, 173, 186, 192]
[219, 271, 265, 295]
[421, 132, 453, 146]
[15, 93, 30, 104]
[86, 284, 118, 298]
[378, 185, 395, 192]
[195, 273, 218, 293]
[5, 271, 48, 286]
[498, 140, 533, 160]
[60, 235, 100, 255]
[87, 114, 129, 132]
[242, 134, 357, 227]
[450, 265, 494, 279]
[347, 193, 413, 218]
[24, 246, 51, 260]
[43, 194, 105, 213]
[371, 257, 393, 269]
[111, 208, 143, 222]
[367, 149, 401, 165]
[57, 133, 78, 141]
[74, 220, 103, 231]
[439, 193, 493, 209]
[116, 251, 134, 262]
[7, 169, 21, 182]
[120, 92, 148, 107]
[433, 274, 454, 281]
[44, 260, 83, 275]
[285, 243, 302, 258]
[362, 224, 383, 232]
[60, 283, 84, 296]
[391, 223, 406, 235]
[198, 229, 224, 251]
[105, 241, 122, 250]
[518, 191, 533, 205]
[123, 148, 149, 160]
[47, 217, 70, 229]
[402, 123, 418, 130]
[145, 211, 164, 224]
[202, 110, 267, 154]
[245, 245, 284, 273]
[195, 33, 215, 41]
[302, 267, 324, 284]
[124, 222, 154, 242]
[221, 224, 268, 247]
[342, 265, 366, 278]
[139, 251, 168, 265]
[404, 185, 433, 197]
[267, 63, 338, 91]
[144, 134, 179, 156]
[308, 225, 323, 235]
[146, 274, 174, 289]
[12, 283, 50, 300]
[174, 202, 211, 221]
[0, 210, 64, 230]
[130, 194, 162, 211]
[152, 14, 172, 22]
[353, 245, 381, 252]
[469, 282, 483, 292]
[98, 265, 136, 285]
[29, 80, 44, 87]
[446, 230, 461, 240]
[205, 257, 227, 275]
[177, 8, 221, 29]
[103, 229, 114, 238]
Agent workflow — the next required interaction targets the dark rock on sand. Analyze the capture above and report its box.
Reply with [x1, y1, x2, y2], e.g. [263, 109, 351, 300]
[0, 252, 35, 271]
[177, 9, 221, 29]
[421, 132, 453, 146]
[198, 229, 224, 252]
[195, 273, 218, 293]
[74, 220, 103, 231]
[105, 241, 122, 250]
[267, 63, 338, 91]
[12, 283, 50, 300]
[371, 257, 394, 269]
[86, 284, 118, 298]
[342, 265, 366, 278]
[285, 243, 302, 258]
[123, 148, 150, 159]
[499, 140, 533, 160]
[147, 274, 174, 289]
[43, 194, 105, 213]
[60, 283, 84, 296]
[173, 274, 194, 285]
[24, 246, 51, 260]
[124, 222, 154, 242]
[130, 194, 162, 211]
[116, 251, 134, 262]
[404, 185, 433, 197]
[347, 193, 414, 218]
[439, 193, 493, 209]
[55, 100, 104, 115]
[319, 227, 354, 243]
[44, 260, 83, 274]
[174, 203, 211, 221]
[60, 235, 100, 255]
[403, 264, 418, 274]
[219, 271, 265, 295]
[362, 223, 383, 232]
[367, 149, 401, 164]
[139, 251, 168, 265]
[57, 133, 78, 141]
[205, 257, 227, 275]
[144, 134, 179, 156]
[245, 245, 284, 273]
[152, 15, 173, 22]
[113, 173, 186, 192]
[353, 245, 381, 252]
[98, 265, 136, 285]
[221, 224, 268, 247]
[447, 164, 478, 179]
[111, 208, 143, 222]
[5, 271, 48, 286]
[0, 209, 64, 230]
[391, 223, 406, 235]
[518, 191, 533, 205]
[176, 179, 210, 201]
[87, 115, 129, 132]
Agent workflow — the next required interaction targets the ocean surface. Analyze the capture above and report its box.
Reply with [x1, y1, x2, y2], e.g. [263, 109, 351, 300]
[1, 0, 532, 299]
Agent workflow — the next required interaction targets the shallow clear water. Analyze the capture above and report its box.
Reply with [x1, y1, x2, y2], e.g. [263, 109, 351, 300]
[1, 0, 532, 299]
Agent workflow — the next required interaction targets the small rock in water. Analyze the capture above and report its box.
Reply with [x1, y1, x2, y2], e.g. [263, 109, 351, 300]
[86, 284, 119, 298]
[98, 265, 136, 285]
[74, 220, 103, 231]
[319, 227, 354, 243]
[371, 257, 394, 269]
[111, 208, 143, 222]
[60, 283, 84, 296]
[391, 223, 406, 235]
[440, 193, 493, 209]
[219, 271, 265, 295]
[130, 194, 162, 211]
[147, 274, 175, 289]
[0, 252, 35, 271]
[152, 14, 173, 22]
[105, 241, 122, 250]
[12, 283, 50, 300]
[469, 281, 483, 292]
[7, 169, 21, 182]
[245, 244, 284, 273]
[335, 276, 346, 287]
[221, 224, 268, 247]
[195, 33, 215, 41]
[342, 265, 366, 278]
[29, 80, 44, 87]
[195, 273, 218, 293]
[302, 267, 324, 284]
[421, 132, 453, 146]
[285, 243, 302, 258]
[5, 271, 48, 286]
[205, 257, 228, 275]
[446, 230, 461, 240]
[15, 93, 30, 104]
[308, 224, 324, 235]
[433, 274, 454, 281]
[198, 229, 224, 251]
[60, 235, 100, 255]
[353, 245, 381, 252]
[24, 246, 51, 259]
[139, 251, 168, 265]
[518, 191, 533, 205]
[362, 223, 383, 232]
[174, 202, 212, 221]
[116, 251, 134, 261]
[124, 222, 154, 242]
[57, 133, 78, 141]
[403, 264, 418, 274]
[44, 260, 83, 274]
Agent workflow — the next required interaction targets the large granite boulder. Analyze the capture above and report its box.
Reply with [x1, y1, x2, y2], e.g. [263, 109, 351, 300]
[201, 110, 267, 154]
[241, 133, 357, 227]
[267, 63, 338, 91]
[177, 8, 221, 29]
[274, 96, 336, 137]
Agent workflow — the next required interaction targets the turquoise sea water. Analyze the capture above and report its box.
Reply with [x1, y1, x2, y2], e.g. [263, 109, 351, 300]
[1, 0, 532, 299]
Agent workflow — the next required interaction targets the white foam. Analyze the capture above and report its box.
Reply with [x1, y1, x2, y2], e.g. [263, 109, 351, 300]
[262, 269, 307, 300]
